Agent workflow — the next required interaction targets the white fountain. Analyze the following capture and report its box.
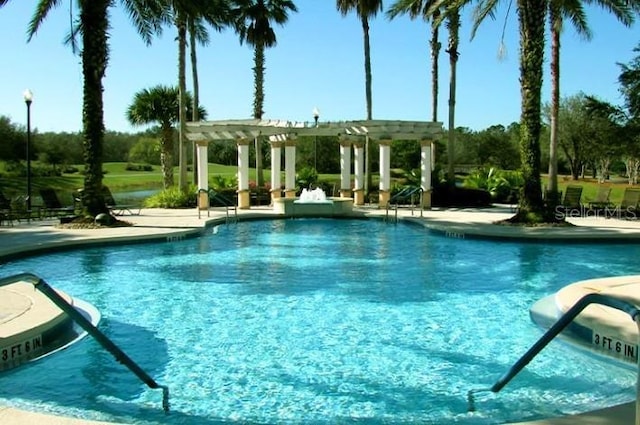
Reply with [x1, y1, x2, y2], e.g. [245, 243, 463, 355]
[273, 187, 354, 217]
[296, 187, 329, 203]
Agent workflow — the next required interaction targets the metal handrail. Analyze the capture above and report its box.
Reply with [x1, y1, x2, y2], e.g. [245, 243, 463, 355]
[385, 187, 424, 222]
[467, 292, 640, 425]
[197, 188, 237, 223]
[0, 273, 170, 413]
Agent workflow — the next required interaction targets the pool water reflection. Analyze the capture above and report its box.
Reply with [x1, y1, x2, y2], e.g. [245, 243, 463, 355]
[0, 218, 637, 424]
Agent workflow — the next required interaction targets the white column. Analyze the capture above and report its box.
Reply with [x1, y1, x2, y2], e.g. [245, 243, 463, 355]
[270, 141, 282, 194]
[284, 141, 296, 198]
[421, 140, 432, 192]
[237, 139, 251, 208]
[379, 141, 391, 192]
[197, 141, 208, 192]
[196, 140, 209, 209]
[378, 140, 392, 207]
[340, 140, 351, 196]
[421, 139, 433, 209]
[237, 140, 250, 191]
[354, 143, 364, 191]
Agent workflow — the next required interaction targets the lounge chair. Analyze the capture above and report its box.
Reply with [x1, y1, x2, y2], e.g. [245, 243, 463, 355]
[619, 187, 640, 218]
[561, 185, 583, 214]
[102, 186, 141, 216]
[39, 188, 75, 217]
[588, 186, 612, 210]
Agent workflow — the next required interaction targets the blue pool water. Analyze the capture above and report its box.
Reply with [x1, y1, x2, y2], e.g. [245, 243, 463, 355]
[0, 218, 637, 424]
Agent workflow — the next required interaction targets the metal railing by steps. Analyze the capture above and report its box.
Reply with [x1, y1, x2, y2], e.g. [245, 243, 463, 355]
[467, 293, 640, 424]
[0, 272, 170, 413]
[385, 187, 423, 223]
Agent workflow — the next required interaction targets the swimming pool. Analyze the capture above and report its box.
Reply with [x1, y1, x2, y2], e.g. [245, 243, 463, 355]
[0, 218, 637, 424]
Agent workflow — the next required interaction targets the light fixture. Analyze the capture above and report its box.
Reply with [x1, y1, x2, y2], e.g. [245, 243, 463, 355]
[23, 89, 33, 211]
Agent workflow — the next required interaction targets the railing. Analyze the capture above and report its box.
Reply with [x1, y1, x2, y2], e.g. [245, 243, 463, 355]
[0, 273, 170, 413]
[467, 293, 640, 424]
[385, 187, 423, 223]
[197, 189, 238, 223]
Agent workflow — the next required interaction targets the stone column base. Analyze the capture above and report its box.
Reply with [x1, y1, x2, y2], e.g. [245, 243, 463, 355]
[238, 190, 250, 209]
[353, 189, 365, 206]
[421, 190, 432, 209]
[270, 189, 282, 205]
[339, 189, 352, 199]
[379, 190, 390, 208]
[198, 191, 209, 210]
[284, 189, 296, 199]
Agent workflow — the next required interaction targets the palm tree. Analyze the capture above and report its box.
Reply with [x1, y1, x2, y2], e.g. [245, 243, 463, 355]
[336, 0, 383, 195]
[188, 17, 209, 184]
[546, 0, 635, 206]
[233, 0, 298, 188]
[452, 0, 544, 221]
[0, 0, 165, 217]
[387, 0, 442, 123]
[127, 85, 205, 189]
[157, 0, 232, 192]
[387, 0, 461, 184]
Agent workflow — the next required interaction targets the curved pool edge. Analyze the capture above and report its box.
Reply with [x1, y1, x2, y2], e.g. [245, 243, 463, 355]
[1, 282, 101, 372]
[2, 207, 640, 424]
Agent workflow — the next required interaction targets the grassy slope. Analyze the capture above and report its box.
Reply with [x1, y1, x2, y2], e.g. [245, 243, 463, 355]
[1, 160, 636, 206]
[0, 162, 239, 200]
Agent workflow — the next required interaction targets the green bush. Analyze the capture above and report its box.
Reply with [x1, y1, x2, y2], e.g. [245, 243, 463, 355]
[125, 163, 154, 172]
[143, 185, 197, 208]
[210, 174, 237, 190]
[296, 166, 318, 189]
[463, 167, 523, 203]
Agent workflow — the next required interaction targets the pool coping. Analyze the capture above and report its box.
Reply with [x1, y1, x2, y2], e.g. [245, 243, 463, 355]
[1, 205, 639, 424]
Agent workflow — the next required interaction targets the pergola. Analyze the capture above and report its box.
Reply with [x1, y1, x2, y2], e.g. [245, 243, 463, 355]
[185, 119, 443, 209]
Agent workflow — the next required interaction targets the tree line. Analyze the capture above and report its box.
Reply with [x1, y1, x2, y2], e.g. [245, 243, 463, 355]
[2, 0, 639, 222]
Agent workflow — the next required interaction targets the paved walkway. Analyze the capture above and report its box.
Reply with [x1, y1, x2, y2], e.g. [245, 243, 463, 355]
[0, 205, 639, 424]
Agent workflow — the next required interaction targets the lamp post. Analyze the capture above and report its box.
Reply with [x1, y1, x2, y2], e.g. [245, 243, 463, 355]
[23, 89, 33, 211]
[312, 107, 319, 172]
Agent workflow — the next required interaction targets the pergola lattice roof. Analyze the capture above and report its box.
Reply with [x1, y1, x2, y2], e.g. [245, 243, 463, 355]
[186, 119, 443, 142]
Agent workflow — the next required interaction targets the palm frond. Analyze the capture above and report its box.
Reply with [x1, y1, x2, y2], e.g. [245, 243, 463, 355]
[122, 0, 167, 45]
[27, 0, 64, 42]
[469, 0, 499, 40]
[587, 0, 635, 26]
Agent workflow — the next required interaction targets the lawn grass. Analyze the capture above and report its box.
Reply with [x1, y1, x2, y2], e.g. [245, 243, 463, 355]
[1, 160, 637, 208]
[548, 175, 634, 206]
[0, 162, 241, 200]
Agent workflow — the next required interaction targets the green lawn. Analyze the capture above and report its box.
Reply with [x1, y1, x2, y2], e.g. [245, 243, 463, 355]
[0, 162, 240, 199]
[1, 160, 636, 207]
[547, 175, 634, 206]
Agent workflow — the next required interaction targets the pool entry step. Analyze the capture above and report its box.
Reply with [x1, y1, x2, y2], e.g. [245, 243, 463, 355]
[0, 272, 170, 413]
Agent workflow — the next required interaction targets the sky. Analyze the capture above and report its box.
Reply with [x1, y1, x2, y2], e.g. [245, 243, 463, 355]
[0, 1, 638, 134]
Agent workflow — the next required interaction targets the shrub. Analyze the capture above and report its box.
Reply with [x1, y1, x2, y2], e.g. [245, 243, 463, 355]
[143, 185, 197, 208]
[210, 174, 237, 190]
[463, 167, 523, 203]
[125, 163, 154, 172]
[432, 183, 492, 207]
[296, 166, 318, 189]
[62, 165, 80, 174]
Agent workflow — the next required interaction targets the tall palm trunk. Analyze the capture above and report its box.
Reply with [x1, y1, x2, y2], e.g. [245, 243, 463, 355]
[515, 0, 546, 219]
[362, 15, 373, 195]
[80, 0, 109, 216]
[177, 14, 188, 191]
[253, 44, 265, 188]
[430, 10, 441, 123]
[190, 21, 200, 185]
[446, 11, 460, 184]
[548, 6, 561, 206]
[161, 122, 175, 189]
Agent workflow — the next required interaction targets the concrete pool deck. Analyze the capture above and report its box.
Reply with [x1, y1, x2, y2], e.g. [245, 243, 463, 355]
[0, 205, 639, 424]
